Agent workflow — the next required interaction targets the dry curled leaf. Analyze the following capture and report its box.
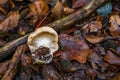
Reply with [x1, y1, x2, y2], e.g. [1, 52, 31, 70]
[55, 34, 91, 63]
[103, 50, 120, 66]
[0, 10, 20, 31]
[110, 15, 120, 37]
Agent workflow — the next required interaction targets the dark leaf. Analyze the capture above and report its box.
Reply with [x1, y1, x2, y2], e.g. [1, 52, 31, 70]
[104, 50, 120, 66]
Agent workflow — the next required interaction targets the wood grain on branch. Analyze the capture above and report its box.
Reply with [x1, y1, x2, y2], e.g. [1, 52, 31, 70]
[0, 0, 107, 62]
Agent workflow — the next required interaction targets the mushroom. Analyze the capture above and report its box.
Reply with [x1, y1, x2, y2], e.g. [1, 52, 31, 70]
[27, 26, 59, 64]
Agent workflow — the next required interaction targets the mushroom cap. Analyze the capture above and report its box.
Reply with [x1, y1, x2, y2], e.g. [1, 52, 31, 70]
[27, 26, 59, 53]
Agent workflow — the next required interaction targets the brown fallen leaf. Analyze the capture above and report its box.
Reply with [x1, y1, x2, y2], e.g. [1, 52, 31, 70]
[55, 34, 91, 63]
[86, 68, 97, 80]
[63, 7, 74, 15]
[28, 0, 49, 25]
[72, 0, 85, 9]
[88, 52, 102, 69]
[109, 15, 120, 37]
[82, 18, 102, 33]
[29, 0, 49, 15]
[103, 50, 120, 66]
[41, 64, 60, 80]
[0, 10, 20, 31]
[0, 60, 10, 78]
[70, 49, 92, 63]
[85, 35, 104, 44]
[59, 34, 89, 50]
[51, 0, 63, 20]
[1, 45, 26, 80]
[0, 0, 8, 5]
[108, 73, 120, 80]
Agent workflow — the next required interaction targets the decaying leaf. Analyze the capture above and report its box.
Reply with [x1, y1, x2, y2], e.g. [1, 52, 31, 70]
[82, 19, 102, 33]
[28, 0, 49, 24]
[88, 52, 102, 69]
[0, 10, 20, 31]
[55, 34, 92, 63]
[0, 60, 10, 78]
[85, 35, 104, 44]
[1, 45, 25, 80]
[41, 64, 60, 80]
[109, 15, 120, 37]
[70, 49, 92, 63]
[103, 50, 120, 66]
[0, 0, 8, 5]
[29, 0, 49, 16]
[72, 0, 85, 9]
[51, 0, 63, 20]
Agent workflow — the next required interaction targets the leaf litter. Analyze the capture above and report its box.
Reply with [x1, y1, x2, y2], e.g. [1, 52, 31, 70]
[0, 0, 119, 80]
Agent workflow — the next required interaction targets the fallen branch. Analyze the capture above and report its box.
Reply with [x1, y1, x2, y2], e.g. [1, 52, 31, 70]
[0, 0, 107, 62]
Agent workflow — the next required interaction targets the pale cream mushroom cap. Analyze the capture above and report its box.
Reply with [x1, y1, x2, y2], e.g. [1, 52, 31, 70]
[27, 26, 59, 54]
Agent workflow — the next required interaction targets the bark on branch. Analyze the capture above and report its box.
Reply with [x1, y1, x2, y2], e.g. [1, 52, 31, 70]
[0, 0, 107, 62]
